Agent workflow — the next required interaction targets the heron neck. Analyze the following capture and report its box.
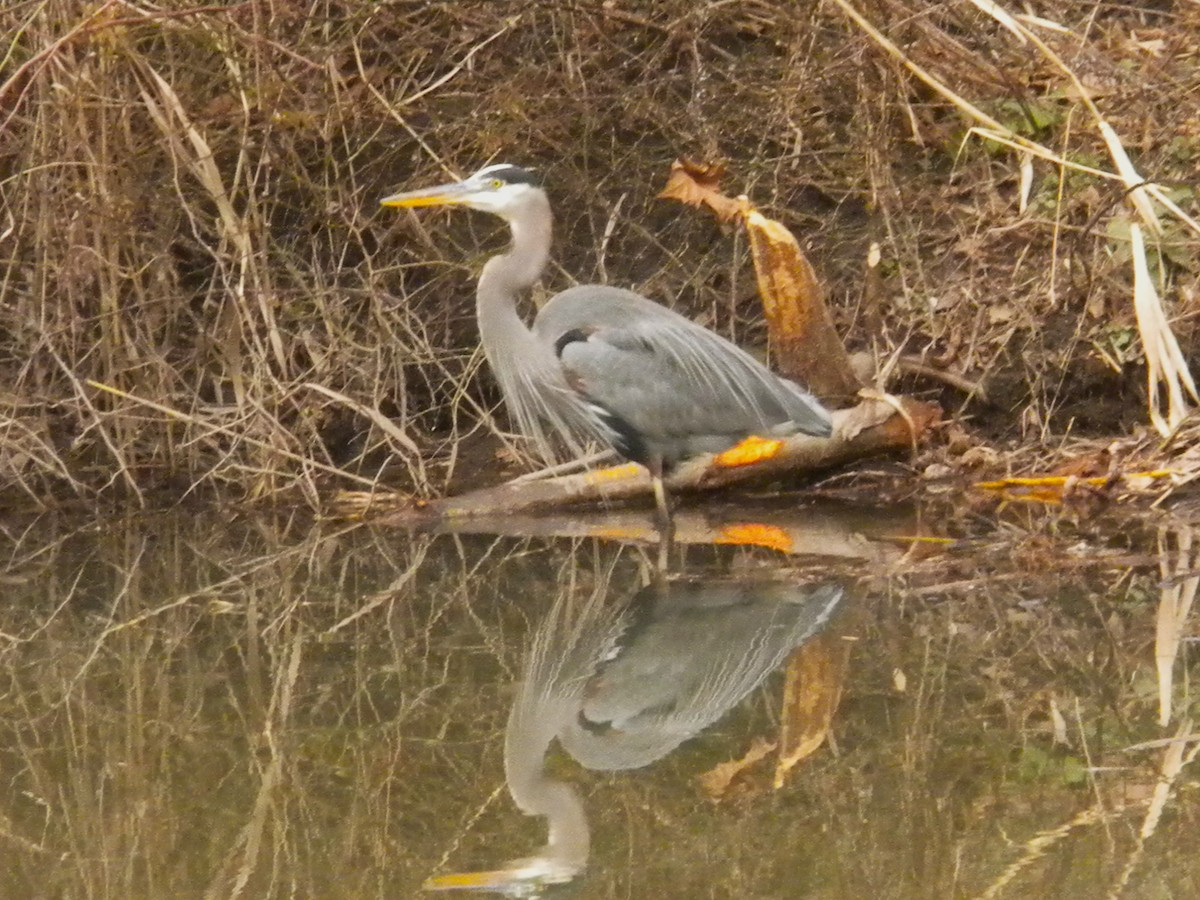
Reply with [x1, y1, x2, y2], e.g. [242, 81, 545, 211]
[506, 695, 590, 871]
[524, 775, 589, 866]
[475, 193, 553, 349]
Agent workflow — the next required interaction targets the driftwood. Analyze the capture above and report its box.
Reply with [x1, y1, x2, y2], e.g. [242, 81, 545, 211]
[658, 161, 864, 401]
[743, 208, 863, 400]
[333, 396, 939, 524]
[378, 502, 912, 562]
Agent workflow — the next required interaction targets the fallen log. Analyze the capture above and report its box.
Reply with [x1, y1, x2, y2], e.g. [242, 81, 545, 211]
[377, 503, 910, 562]
[332, 396, 939, 523]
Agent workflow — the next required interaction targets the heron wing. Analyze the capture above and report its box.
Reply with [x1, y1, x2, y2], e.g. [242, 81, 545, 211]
[486, 339, 615, 465]
[560, 580, 845, 770]
[535, 285, 831, 464]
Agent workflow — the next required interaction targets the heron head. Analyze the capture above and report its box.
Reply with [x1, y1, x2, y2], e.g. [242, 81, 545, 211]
[381, 163, 544, 220]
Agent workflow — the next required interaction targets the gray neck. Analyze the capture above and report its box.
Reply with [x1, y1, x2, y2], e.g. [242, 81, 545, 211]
[522, 776, 589, 866]
[505, 691, 590, 872]
[476, 192, 553, 365]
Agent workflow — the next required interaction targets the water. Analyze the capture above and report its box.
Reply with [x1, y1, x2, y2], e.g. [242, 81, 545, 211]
[0, 503, 1196, 898]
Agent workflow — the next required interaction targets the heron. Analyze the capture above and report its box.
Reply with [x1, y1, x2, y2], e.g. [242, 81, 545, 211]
[424, 574, 846, 895]
[380, 164, 834, 529]
[558, 577, 845, 770]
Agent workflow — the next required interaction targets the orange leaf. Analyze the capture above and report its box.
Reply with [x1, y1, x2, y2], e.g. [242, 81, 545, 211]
[582, 462, 643, 484]
[713, 434, 784, 468]
[972, 469, 1176, 503]
[657, 159, 745, 223]
[715, 523, 794, 554]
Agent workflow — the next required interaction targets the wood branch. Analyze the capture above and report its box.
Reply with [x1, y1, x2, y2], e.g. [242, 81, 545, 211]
[371, 504, 911, 562]
[897, 356, 988, 400]
[332, 397, 939, 523]
[658, 160, 863, 400]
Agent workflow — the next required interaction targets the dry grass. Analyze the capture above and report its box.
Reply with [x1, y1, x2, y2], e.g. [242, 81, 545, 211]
[2, 1, 1198, 509]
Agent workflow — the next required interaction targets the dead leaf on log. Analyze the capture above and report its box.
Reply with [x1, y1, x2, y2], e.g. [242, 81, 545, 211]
[773, 630, 851, 789]
[697, 736, 776, 801]
[712, 435, 785, 468]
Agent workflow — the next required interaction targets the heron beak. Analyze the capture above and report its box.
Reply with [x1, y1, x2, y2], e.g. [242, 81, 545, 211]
[422, 868, 524, 892]
[380, 180, 472, 209]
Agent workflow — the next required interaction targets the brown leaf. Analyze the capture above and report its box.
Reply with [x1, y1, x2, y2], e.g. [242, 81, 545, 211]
[835, 396, 904, 441]
[697, 736, 776, 801]
[657, 159, 745, 223]
[773, 631, 850, 788]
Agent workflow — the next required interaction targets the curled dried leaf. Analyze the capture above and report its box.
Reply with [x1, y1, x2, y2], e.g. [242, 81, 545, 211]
[657, 159, 745, 223]
[697, 736, 776, 801]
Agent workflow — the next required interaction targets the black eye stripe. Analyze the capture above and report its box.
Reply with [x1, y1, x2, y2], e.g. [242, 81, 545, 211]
[477, 164, 541, 187]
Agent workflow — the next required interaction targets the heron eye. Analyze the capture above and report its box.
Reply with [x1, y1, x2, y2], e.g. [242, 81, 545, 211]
[489, 178, 504, 189]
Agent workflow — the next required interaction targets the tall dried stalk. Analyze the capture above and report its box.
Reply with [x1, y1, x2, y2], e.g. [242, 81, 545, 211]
[831, 0, 1200, 435]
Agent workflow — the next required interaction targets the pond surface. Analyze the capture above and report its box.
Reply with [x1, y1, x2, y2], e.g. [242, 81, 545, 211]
[0, 501, 1197, 898]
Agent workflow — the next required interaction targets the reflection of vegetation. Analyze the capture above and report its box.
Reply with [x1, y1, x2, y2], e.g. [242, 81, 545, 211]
[0, 508, 1195, 897]
[1015, 746, 1088, 787]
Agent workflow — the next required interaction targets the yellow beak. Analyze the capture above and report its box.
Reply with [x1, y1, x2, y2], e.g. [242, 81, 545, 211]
[423, 868, 525, 891]
[380, 180, 472, 209]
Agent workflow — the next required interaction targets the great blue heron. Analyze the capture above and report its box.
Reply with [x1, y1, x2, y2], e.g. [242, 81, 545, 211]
[559, 577, 845, 770]
[424, 574, 846, 895]
[380, 164, 834, 525]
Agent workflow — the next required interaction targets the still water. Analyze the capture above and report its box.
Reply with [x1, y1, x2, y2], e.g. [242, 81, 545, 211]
[0, 502, 1196, 898]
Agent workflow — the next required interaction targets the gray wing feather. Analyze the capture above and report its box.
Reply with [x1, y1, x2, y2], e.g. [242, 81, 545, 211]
[489, 349, 610, 464]
[485, 310, 623, 465]
[559, 581, 845, 770]
[534, 285, 831, 462]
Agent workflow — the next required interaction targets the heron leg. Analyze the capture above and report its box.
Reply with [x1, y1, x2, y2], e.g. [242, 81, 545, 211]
[650, 463, 675, 572]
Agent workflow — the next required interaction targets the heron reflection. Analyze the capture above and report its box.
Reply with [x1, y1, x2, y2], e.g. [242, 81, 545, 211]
[425, 574, 845, 895]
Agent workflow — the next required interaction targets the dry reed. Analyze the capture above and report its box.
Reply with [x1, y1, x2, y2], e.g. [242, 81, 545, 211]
[2, 1, 1197, 509]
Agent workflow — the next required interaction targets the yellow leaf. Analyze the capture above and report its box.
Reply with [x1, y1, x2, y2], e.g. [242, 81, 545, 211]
[715, 523, 794, 554]
[713, 434, 784, 468]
